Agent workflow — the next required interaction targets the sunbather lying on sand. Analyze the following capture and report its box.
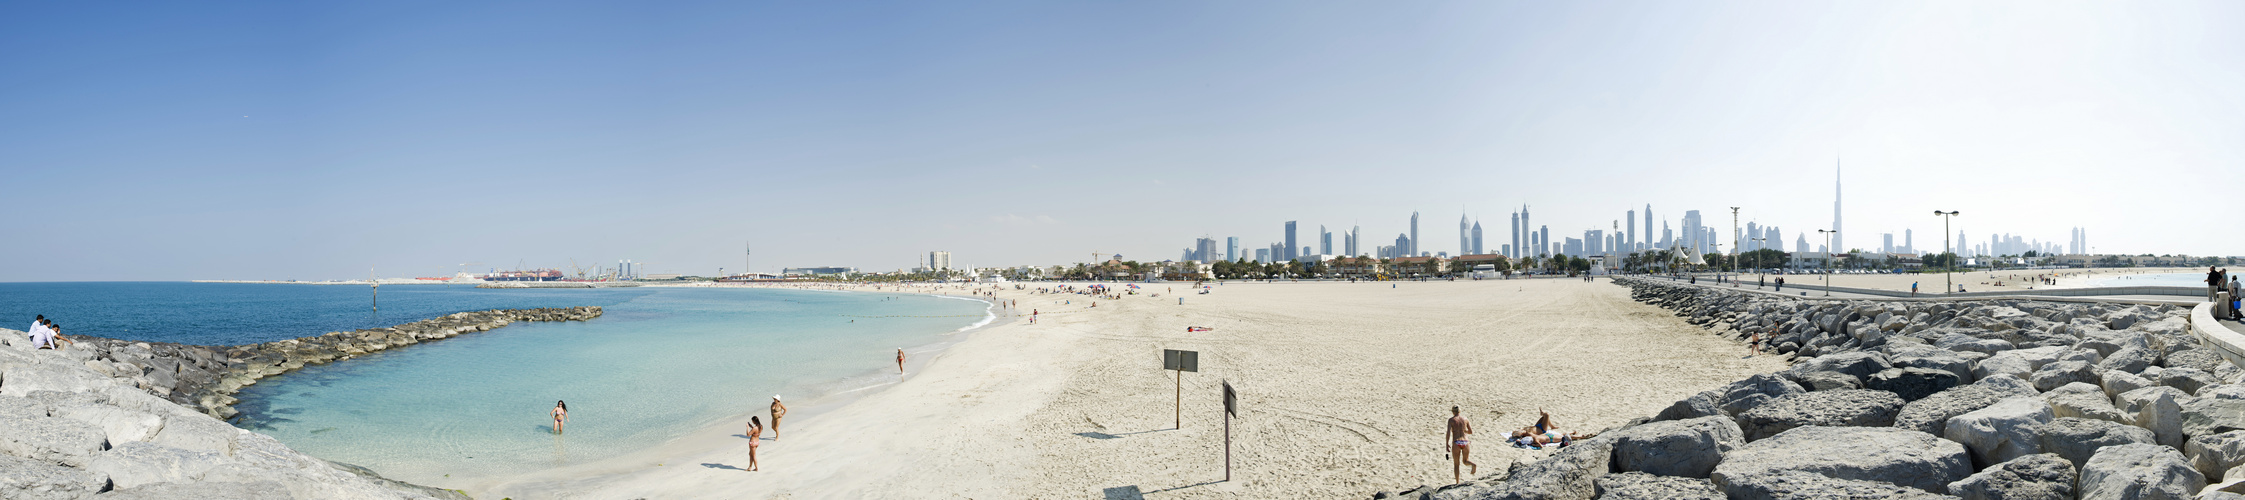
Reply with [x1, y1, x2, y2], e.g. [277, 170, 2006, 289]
[1508, 409, 1594, 448]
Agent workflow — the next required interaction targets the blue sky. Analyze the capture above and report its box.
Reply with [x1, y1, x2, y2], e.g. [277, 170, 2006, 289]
[3, 1, 2240, 281]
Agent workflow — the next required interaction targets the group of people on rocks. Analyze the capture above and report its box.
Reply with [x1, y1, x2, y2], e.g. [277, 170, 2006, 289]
[22, 315, 72, 349]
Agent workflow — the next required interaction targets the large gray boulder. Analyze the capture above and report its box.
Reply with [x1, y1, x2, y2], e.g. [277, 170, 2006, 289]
[2043, 382, 2131, 426]
[1590, 472, 1723, 500]
[87, 441, 227, 490]
[2030, 417, 2155, 469]
[0, 415, 109, 467]
[2030, 360, 2101, 393]
[1975, 355, 2035, 382]
[52, 403, 164, 444]
[2185, 397, 2245, 441]
[1715, 470, 1959, 500]
[1975, 374, 2040, 398]
[1869, 368, 1964, 402]
[1939, 333, 2015, 356]
[1791, 351, 1893, 382]
[2158, 367, 2220, 396]
[1897, 385, 2011, 435]
[1891, 346, 1979, 384]
[1472, 436, 1612, 500]
[2096, 346, 2154, 374]
[1722, 374, 1807, 416]
[0, 452, 109, 500]
[1656, 390, 1724, 422]
[1944, 397, 2053, 469]
[1711, 426, 1971, 494]
[2162, 348, 2226, 373]
[1944, 453, 2076, 500]
[2114, 386, 2189, 447]
[2077, 443, 2205, 500]
[0, 362, 117, 397]
[1608, 416, 1740, 478]
[150, 414, 238, 457]
[2190, 430, 2245, 482]
[97, 481, 293, 500]
[1796, 371, 1864, 392]
[2102, 370, 2153, 399]
[1736, 390, 1906, 441]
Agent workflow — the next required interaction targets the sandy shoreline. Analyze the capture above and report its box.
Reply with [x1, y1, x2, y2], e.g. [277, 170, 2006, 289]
[458, 279, 1781, 498]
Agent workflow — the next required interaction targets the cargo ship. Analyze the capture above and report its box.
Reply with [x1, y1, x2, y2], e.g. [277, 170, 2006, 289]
[482, 269, 564, 281]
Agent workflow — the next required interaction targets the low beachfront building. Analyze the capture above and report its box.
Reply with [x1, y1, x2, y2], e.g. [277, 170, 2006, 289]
[1329, 256, 1384, 278]
[1391, 256, 1448, 276]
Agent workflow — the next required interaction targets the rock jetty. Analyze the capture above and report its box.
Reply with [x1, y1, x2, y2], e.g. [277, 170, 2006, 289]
[0, 307, 598, 499]
[38, 307, 602, 421]
[1374, 277, 2243, 500]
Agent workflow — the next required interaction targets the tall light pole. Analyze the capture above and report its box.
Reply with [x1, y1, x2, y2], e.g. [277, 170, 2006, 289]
[1935, 211, 1959, 294]
[1818, 229, 1838, 297]
[1730, 207, 1741, 283]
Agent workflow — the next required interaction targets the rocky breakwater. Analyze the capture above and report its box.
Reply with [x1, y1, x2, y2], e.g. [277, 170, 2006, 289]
[0, 332, 470, 499]
[1373, 277, 2245, 500]
[28, 307, 601, 422]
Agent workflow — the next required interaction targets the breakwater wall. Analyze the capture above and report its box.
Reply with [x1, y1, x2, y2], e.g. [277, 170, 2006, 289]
[45, 307, 601, 421]
[1375, 278, 2245, 499]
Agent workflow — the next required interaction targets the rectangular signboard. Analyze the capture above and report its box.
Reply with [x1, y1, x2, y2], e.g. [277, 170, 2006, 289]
[1163, 349, 1199, 372]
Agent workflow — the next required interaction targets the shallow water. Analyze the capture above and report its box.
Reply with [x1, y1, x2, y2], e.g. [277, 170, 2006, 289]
[229, 287, 985, 484]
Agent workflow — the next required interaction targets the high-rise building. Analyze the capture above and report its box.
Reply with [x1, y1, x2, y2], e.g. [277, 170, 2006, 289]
[1627, 210, 1638, 252]
[1226, 237, 1239, 262]
[1585, 230, 1604, 255]
[1347, 225, 1360, 257]
[1255, 248, 1270, 263]
[1409, 211, 1420, 258]
[1394, 233, 1411, 258]
[1471, 221, 1484, 255]
[1539, 225, 1550, 257]
[1882, 233, 1895, 254]
[929, 251, 952, 271]
[1320, 226, 1333, 256]
[1746, 222, 1760, 250]
[1458, 214, 1471, 256]
[1683, 210, 1703, 254]
[1644, 204, 1654, 252]
[1510, 212, 1521, 258]
[1284, 221, 1299, 260]
[1195, 237, 1219, 262]
[1832, 158, 1844, 254]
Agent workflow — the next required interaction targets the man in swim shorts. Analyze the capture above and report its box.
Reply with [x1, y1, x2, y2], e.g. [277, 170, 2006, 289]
[1447, 406, 1475, 484]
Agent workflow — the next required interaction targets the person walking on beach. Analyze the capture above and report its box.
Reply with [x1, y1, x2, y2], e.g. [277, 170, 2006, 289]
[552, 401, 568, 434]
[896, 348, 906, 374]
[1912, 282, 1919, 296]
[1447, 406, 1476, 484]
[745, 416, 763, 471]
[769, 396, 788, 439]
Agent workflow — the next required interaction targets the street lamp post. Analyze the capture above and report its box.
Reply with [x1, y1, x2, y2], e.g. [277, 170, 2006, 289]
[1818, 229, 1839, 297]
[1730, 207, 1741, 285]
[1935, 211, 1959, 294]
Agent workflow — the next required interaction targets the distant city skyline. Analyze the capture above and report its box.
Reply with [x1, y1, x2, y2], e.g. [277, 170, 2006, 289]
[3, 2, 2241, 281]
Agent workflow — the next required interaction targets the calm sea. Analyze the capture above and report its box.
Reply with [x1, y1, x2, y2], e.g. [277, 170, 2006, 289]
[0, 283, 987, 486]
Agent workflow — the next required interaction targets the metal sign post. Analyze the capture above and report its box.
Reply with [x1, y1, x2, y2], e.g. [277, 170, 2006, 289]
[1163, 349, 1198, 429]
[1222, 380, 1236, 481]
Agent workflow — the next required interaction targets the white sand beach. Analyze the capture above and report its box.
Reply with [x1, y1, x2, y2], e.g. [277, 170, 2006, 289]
[474, 278, 1781, 499]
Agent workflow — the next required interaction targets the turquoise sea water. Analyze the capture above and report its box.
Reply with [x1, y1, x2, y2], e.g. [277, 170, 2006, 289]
[229, 287, 987, 484]
[0, 283, 988, 486]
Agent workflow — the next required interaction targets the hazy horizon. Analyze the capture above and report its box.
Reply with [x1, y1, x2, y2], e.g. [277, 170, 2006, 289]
[5, 1, 2241, 281]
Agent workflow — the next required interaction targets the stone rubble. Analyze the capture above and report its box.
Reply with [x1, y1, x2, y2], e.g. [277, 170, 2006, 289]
[1372, 277, 2234, 500]
[0, 306, 599, 499]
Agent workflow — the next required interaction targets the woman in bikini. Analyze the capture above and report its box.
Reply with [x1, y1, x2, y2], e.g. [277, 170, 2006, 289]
[745, 416, 763, 471]
[552, 401, 568, 434]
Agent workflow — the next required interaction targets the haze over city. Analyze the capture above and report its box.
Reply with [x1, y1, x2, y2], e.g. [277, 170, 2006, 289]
[4, 1, 2240, 281]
